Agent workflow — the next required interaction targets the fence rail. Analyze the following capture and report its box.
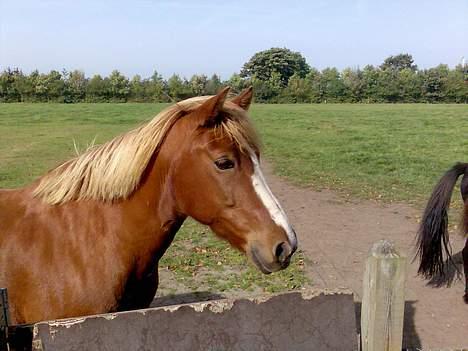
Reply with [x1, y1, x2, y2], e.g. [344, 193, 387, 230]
[1, 240, 413, 351]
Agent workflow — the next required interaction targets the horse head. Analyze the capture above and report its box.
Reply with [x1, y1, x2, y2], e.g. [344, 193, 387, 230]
[168, 87, 298, 273]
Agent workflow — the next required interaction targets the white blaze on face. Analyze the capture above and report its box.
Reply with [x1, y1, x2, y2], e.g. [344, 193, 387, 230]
[250, 154, 298, 248]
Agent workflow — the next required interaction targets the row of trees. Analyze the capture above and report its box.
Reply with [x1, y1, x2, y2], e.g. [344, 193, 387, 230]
[1, 50, 466, 103]
[0, 69, 226, 103]
[256, 63, 467, 103]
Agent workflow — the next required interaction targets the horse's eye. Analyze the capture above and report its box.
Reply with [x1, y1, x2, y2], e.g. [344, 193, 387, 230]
[215, 158, 235, 170]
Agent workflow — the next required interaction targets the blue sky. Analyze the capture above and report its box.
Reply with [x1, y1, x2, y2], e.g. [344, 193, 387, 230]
[1, 0, 467, 79]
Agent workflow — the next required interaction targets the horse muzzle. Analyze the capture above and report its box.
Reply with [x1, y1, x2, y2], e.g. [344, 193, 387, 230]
[249, 240, 296, 274]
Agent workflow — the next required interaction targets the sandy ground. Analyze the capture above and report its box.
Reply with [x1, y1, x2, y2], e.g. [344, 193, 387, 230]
[264, 164, 467, 350]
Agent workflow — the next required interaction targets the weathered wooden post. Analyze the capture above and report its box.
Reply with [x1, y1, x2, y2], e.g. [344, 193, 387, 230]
[0, 288, 10, 351]
[361, 240, 406, 351]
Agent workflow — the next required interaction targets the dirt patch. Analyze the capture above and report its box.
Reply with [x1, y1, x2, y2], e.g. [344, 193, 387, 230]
[264, 163, 467, 349]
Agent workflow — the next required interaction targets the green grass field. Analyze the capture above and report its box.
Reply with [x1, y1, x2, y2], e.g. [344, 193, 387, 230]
[253, 104, 468, 204]
[1, 102, 467, 295]
[1, 103, 467, 202]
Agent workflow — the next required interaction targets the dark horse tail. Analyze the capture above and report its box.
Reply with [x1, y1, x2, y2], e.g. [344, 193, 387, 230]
[417, 162, 468, 278]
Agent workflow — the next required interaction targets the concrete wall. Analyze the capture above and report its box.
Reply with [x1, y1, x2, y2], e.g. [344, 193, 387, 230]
[32, 289, 357, 351]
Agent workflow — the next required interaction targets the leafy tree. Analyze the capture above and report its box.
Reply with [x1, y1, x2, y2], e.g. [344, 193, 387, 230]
[445, 65, 468, 103]
[280, 69, 322, 103]
[167, 74, 192, 101]
[283, 73, 311, 103]
[34, 73, 49, 102]
[267, 71, 283, 100]
[108, 70, 129, 101]
[251, 71, 283, 102]
[17, 70, 38, 102]
[205, 74, 223, 95]
[380, 53, 417, 72]
[49, 70, 66, 101]
[421, 64, 449, 102]
[342, 68, 364, 102]
[377, 54, 419, 102]
[11, 69, 35, 102]
[375, 69, 400, 102]
[303, 68, 321, 103]
[129, 75, 145, 102]
[361, 65, 380, 102]
[0, 68, 23, 102]
[189, 74, 208, 96]
[64, 70, 87, 102]
[319, 68, 346, 102]
[398, 68, 422, 102]
[33, 70, 65, 102]
[86, 74, 108, 102]
[240, 48, 310, 86]
[226, 73, 248, 94]
[146, 71, 167, 102]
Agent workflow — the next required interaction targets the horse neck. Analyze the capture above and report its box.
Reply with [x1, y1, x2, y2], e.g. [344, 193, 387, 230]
[110, 115, 196, 279]
[116, 151, 185, 275]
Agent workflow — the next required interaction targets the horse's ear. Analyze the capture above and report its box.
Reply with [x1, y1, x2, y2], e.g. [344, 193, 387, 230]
[197, 87, 230, 125]
[231, 87, 253, 111]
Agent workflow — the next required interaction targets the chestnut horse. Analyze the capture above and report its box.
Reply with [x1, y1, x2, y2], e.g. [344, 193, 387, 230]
[417, 162, 468, 303]
[0, 87, 298, 324]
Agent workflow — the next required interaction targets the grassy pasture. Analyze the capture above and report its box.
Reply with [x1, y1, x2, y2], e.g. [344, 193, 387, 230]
[1, 103, 467, 295]
[254, 103, 468, 204]
[2, 103, 467, 202]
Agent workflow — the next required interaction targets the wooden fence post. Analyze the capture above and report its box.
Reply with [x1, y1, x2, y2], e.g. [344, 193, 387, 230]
[361, 240, 406, 351]
[0, 288, 10, 351]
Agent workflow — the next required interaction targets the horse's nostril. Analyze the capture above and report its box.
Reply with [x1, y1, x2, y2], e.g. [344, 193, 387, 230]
[274, 241, 292, 265]
[275, 242, 285, 259]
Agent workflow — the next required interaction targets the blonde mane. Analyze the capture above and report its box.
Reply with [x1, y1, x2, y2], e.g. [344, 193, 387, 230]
[33, 96, 260, 205]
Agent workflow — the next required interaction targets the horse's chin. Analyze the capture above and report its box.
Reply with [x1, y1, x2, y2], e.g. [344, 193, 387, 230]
[249, 247, 281, 275]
